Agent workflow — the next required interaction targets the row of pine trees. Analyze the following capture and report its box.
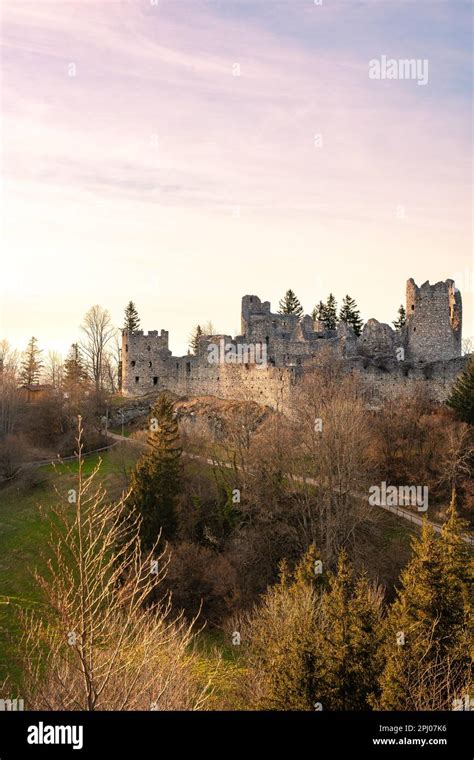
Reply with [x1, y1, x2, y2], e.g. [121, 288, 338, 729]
[277, 289, 407, 337]
[125, 293, 408, 357]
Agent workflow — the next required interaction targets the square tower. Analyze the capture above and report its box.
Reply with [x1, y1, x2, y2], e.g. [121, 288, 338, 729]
[405, 278, 462, 362]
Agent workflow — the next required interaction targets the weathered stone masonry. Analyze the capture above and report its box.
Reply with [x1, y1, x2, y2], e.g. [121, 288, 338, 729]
[404, 278, 462, 362]
[121, 278, 466, 408]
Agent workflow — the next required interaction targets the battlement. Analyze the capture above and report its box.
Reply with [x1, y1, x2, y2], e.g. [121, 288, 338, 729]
[123, 329, 169, 342]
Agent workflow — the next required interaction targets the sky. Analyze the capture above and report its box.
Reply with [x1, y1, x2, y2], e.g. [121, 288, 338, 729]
[1, 0, 472, 357]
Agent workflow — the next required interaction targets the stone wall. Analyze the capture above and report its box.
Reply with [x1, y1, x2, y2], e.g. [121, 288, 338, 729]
[345, 355, 467, 405]
[121, 338, 297, 409]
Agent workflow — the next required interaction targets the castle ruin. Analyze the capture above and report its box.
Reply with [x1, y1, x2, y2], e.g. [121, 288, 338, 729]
[121, 278, 465, 408]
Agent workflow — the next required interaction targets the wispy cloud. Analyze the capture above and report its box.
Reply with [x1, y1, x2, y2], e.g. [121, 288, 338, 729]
[1, 0, 472, 353]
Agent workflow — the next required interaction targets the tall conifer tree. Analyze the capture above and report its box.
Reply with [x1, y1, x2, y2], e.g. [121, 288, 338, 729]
[446, 357, 474, 424]
[130, 394, 182, 547]
[393, 304, 407, 330]
[338, 295, 364, 336]
[376, 499, 471, 710]
[189, 325, 203, 355]
[20, 336, 43, 386]
[123, 301, 141, 332]
[278, 290, 304, 319]
[64, 343, 87, 384]
[323, 293, 338, 331]
[315, 551, 383, 710]
[312, 301, 326, 324]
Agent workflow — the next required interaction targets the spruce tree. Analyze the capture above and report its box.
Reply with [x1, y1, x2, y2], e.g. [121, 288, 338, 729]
[393, 304, 407, 330]
[123, 301, 140, 332]
[315, 551, 383, 710]
[338, 295, 364, 336]
[130, 394, 182, 547]
[20, 336, 43, 386]
[64, 343, 87, 384]
[245, 546, 322, 710]
[278, 289, 304, 319]
[323, 293, 338, 331]
[377, 520, 441, 710]
[312, 301, 326, 324]
[189, 325, 203, 355]
[376, 503, 471, 710]
[446, 357, 474, 424]
[437, 489, 471, 657]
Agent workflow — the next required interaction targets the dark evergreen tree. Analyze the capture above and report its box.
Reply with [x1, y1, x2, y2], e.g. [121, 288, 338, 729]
[338, 295, 364, 336]
[64, 343, 87, 384]
[123, 301, 140, 332]
[376, 497, 471, 710]
[315, 551, 383, 710]
[312, 301, 326, 324]
[245, 546, 322, 710]
[130, 394, 182, 547]
[446, 357, 474, 424]
[278, 289, 304, 319]
[20, 336, 43, 386]
[393, 304, 407, 330]
[322, 293, 338, 331]
[189, 325, 203, 355]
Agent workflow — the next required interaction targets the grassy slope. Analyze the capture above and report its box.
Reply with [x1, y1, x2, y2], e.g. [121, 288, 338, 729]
[0, 445, 140, 684]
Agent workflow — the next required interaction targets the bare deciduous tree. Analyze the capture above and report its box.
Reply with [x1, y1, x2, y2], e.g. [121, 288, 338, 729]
[101, 332, 121, 393]
[201, 321, 216, 336]
[44, 350, 64, 389]
[461, 336, 473, 356]
[290, 349, 375, 564]
[0, 340, 20, 438]
[437, 423, 474, 493]
[80, 306, 116, 392]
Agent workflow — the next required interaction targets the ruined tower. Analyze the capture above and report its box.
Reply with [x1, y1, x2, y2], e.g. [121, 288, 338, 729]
[405, 278, 462, 362]
[121, 329, 171, 395]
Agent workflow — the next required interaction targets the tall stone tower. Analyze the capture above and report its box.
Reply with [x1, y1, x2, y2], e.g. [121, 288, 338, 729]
[240, 295, 272, 337]
[121, 329, 171, 395]
[405, 278, 462, 362]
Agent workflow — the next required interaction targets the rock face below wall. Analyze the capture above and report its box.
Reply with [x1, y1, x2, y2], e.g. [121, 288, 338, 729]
[109, 393, 270, 439]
